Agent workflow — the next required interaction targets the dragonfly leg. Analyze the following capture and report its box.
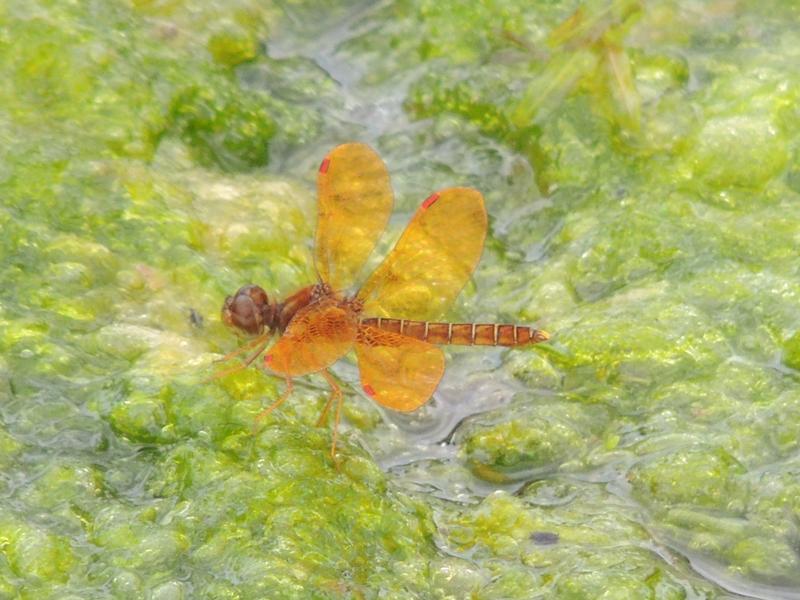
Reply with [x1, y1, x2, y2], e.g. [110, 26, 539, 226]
[205, 336, 270, 383]
[252, 377, 293, 432]
[320, 369, 344, 459]
[316, 369, 341, 427]
[216, 332, 271, 363]
[316, 394, 334, 428]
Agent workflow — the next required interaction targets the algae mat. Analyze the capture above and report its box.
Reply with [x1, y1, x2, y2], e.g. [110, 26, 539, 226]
[1, 0, 799, 598]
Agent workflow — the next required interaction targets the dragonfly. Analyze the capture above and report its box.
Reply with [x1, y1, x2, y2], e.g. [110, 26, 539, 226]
[216, 143, 549, 459]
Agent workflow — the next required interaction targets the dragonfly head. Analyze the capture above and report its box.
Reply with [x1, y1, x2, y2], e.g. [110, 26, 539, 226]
[222, 285, 276, 336]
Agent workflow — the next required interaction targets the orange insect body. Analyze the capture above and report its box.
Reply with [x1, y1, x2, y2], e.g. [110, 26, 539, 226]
[218, 143, 549, 459]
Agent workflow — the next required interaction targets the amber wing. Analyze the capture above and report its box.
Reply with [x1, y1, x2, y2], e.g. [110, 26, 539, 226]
[355, 187, 487, 320]
[265, 300, 358, 377]
[315, 143, 394, 292]
[355, 325, 445, 411]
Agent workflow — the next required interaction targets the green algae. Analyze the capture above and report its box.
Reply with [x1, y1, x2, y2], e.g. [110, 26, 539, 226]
[2, 0, 800, 598]
[458, 399, 608, 482]
[435, 484, 722, 598]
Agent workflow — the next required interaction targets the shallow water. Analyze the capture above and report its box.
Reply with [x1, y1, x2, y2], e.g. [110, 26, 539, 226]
[2, 0, 800, 598]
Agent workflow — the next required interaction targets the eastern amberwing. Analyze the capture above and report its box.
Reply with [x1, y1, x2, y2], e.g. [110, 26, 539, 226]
[216, 143, 549, 458]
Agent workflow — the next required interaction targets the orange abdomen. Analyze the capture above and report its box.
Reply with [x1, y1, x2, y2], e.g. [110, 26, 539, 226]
[359, 317, 549, 346]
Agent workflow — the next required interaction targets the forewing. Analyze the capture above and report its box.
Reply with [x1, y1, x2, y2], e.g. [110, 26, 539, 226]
[355, 324, 445, 412]
[265, 300, 357, 377]
[356, 187, 487, 320]
[315, 143, 394, 291]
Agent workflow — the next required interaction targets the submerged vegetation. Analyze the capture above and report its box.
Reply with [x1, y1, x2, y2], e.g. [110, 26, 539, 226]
[1, 0, 799, 597]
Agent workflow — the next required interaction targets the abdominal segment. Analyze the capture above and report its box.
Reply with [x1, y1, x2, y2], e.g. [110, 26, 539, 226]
[358, 317, 549, 347]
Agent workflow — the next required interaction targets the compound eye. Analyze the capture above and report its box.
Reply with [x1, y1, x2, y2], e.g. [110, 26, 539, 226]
[245, 285, 269, 308]
[222, 285, 270, 335]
